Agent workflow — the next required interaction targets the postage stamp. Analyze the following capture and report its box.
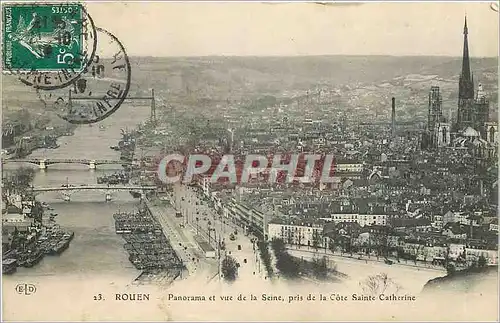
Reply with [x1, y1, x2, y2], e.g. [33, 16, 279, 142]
[16, 4, 98, 90]
[36, 27, 131, 124]
[2, 2, 87, 73]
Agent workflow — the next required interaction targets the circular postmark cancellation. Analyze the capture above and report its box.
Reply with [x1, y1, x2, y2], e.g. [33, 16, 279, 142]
[37, 27, 131, 124]
[2, 2, 98, 90]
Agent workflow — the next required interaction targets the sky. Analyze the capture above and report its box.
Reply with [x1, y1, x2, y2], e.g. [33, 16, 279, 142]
[86, 1, 499, 57]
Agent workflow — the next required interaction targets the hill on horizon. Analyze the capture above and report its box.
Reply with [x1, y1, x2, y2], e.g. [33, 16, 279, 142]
[2, 55, 497, 122]
[129, 55, 497, 93]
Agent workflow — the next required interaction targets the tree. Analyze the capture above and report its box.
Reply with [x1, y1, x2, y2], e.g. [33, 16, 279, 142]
[29, 201, 43, 224]
[17, 109, 32, 130]
[3, 166, 36, 195]
[221, 255, 238, 282]
[371, 226, 390, 260]
[359, 273, 402, 296]
[272, 238, 299, 278]
[421, 247, 429, 263]
[258, 241, 273, 277]
[275, 252, 299, 278]
[446, 263, 456, 276]
[312, 229, 322, 250]
[13, 166, 35, 189]
[297, 232, 303, 247]
[478, 255, 487, 268]
[328, 237, 337, 254]
[312, 256, 328, 279]
[286, 230, 293, 245]
[466, 213, 483, 239]
[271, 238, 286, 254]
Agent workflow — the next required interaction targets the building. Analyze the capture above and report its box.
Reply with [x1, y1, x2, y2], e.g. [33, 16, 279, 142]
[442, 223, 468, 240]
[1, 198, 34, 233]
[334, 160, 364, 179]
[454, 17, 491, 140]
[443, 211, 470, 226]
[328, 212, 387, 227]
[335, 160, 364, 173]
[426, 86, 451, 148]
[423, 17, 496, 153]
[268, 219, 326, 248]
[431, 214, 444, 230]
[485, 121, 498, 144]
[224, 198, 269, 239]
[465, 247, 498, 265]
[489, 220, 498, 232]
[201, 176, 211, 197]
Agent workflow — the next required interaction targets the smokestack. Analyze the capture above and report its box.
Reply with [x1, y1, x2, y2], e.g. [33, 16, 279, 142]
[391, 97, 396, 137]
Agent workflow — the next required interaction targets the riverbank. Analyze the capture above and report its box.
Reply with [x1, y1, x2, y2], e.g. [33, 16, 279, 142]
[423, 265, 498, 293]
[287, 246, 447, 274]
[2, 121, 77, 159]
[2, 186, 76, 274]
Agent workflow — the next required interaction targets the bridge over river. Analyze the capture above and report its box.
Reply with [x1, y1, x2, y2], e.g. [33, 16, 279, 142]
[2, 158, 132, 169]
[31, 184, 157, 201]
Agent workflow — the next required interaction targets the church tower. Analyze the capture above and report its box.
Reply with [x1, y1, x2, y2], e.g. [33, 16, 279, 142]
[456, 16, 475, 131]
[474, 83, 490, 139]
[428, 86, 443, 132]
[426, 86, 450, 148]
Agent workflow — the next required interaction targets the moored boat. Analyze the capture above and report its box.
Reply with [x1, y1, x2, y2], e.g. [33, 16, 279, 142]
[2, 258, 17, 275]
[22, 249, 44, 268]
[50, 239, 70, 255]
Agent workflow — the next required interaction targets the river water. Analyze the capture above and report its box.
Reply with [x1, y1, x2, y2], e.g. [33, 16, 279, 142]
[1, 105, 175, 321]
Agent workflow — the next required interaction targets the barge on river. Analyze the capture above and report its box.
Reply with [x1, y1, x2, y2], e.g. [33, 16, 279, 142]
[113, 208, 183, 271]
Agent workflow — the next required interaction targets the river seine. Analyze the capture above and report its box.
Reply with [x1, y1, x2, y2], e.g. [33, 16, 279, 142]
[3, 105, 152, 280]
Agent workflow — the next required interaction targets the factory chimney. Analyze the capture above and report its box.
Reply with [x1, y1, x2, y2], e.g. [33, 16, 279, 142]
[391, 97, 396, 137]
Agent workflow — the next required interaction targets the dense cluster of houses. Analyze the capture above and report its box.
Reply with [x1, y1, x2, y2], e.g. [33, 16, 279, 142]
[200, 181, 498, 268]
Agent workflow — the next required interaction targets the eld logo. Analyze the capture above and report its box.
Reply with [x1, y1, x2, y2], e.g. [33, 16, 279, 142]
[15, 283, 37, 295]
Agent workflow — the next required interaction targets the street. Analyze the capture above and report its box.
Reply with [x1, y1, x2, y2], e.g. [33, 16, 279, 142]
[287, 248, 445, 294]
[172, 183, 267, 281]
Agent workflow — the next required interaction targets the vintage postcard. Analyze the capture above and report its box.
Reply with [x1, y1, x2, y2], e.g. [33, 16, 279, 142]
[1, 1, 499, 321]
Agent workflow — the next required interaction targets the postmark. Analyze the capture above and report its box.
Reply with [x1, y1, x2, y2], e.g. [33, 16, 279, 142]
[37, 27, 131, 124]
[2, 2, 98, 90]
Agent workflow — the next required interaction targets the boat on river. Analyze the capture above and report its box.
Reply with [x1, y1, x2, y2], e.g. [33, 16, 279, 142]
[2, 258, 17, 275]
[22, 248, 44, 268]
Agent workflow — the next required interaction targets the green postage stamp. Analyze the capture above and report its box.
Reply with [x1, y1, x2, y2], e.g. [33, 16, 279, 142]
[2, 2, 85, 72]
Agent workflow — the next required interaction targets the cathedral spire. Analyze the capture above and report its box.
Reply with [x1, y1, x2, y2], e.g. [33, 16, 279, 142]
[459, 15, 474, 100]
